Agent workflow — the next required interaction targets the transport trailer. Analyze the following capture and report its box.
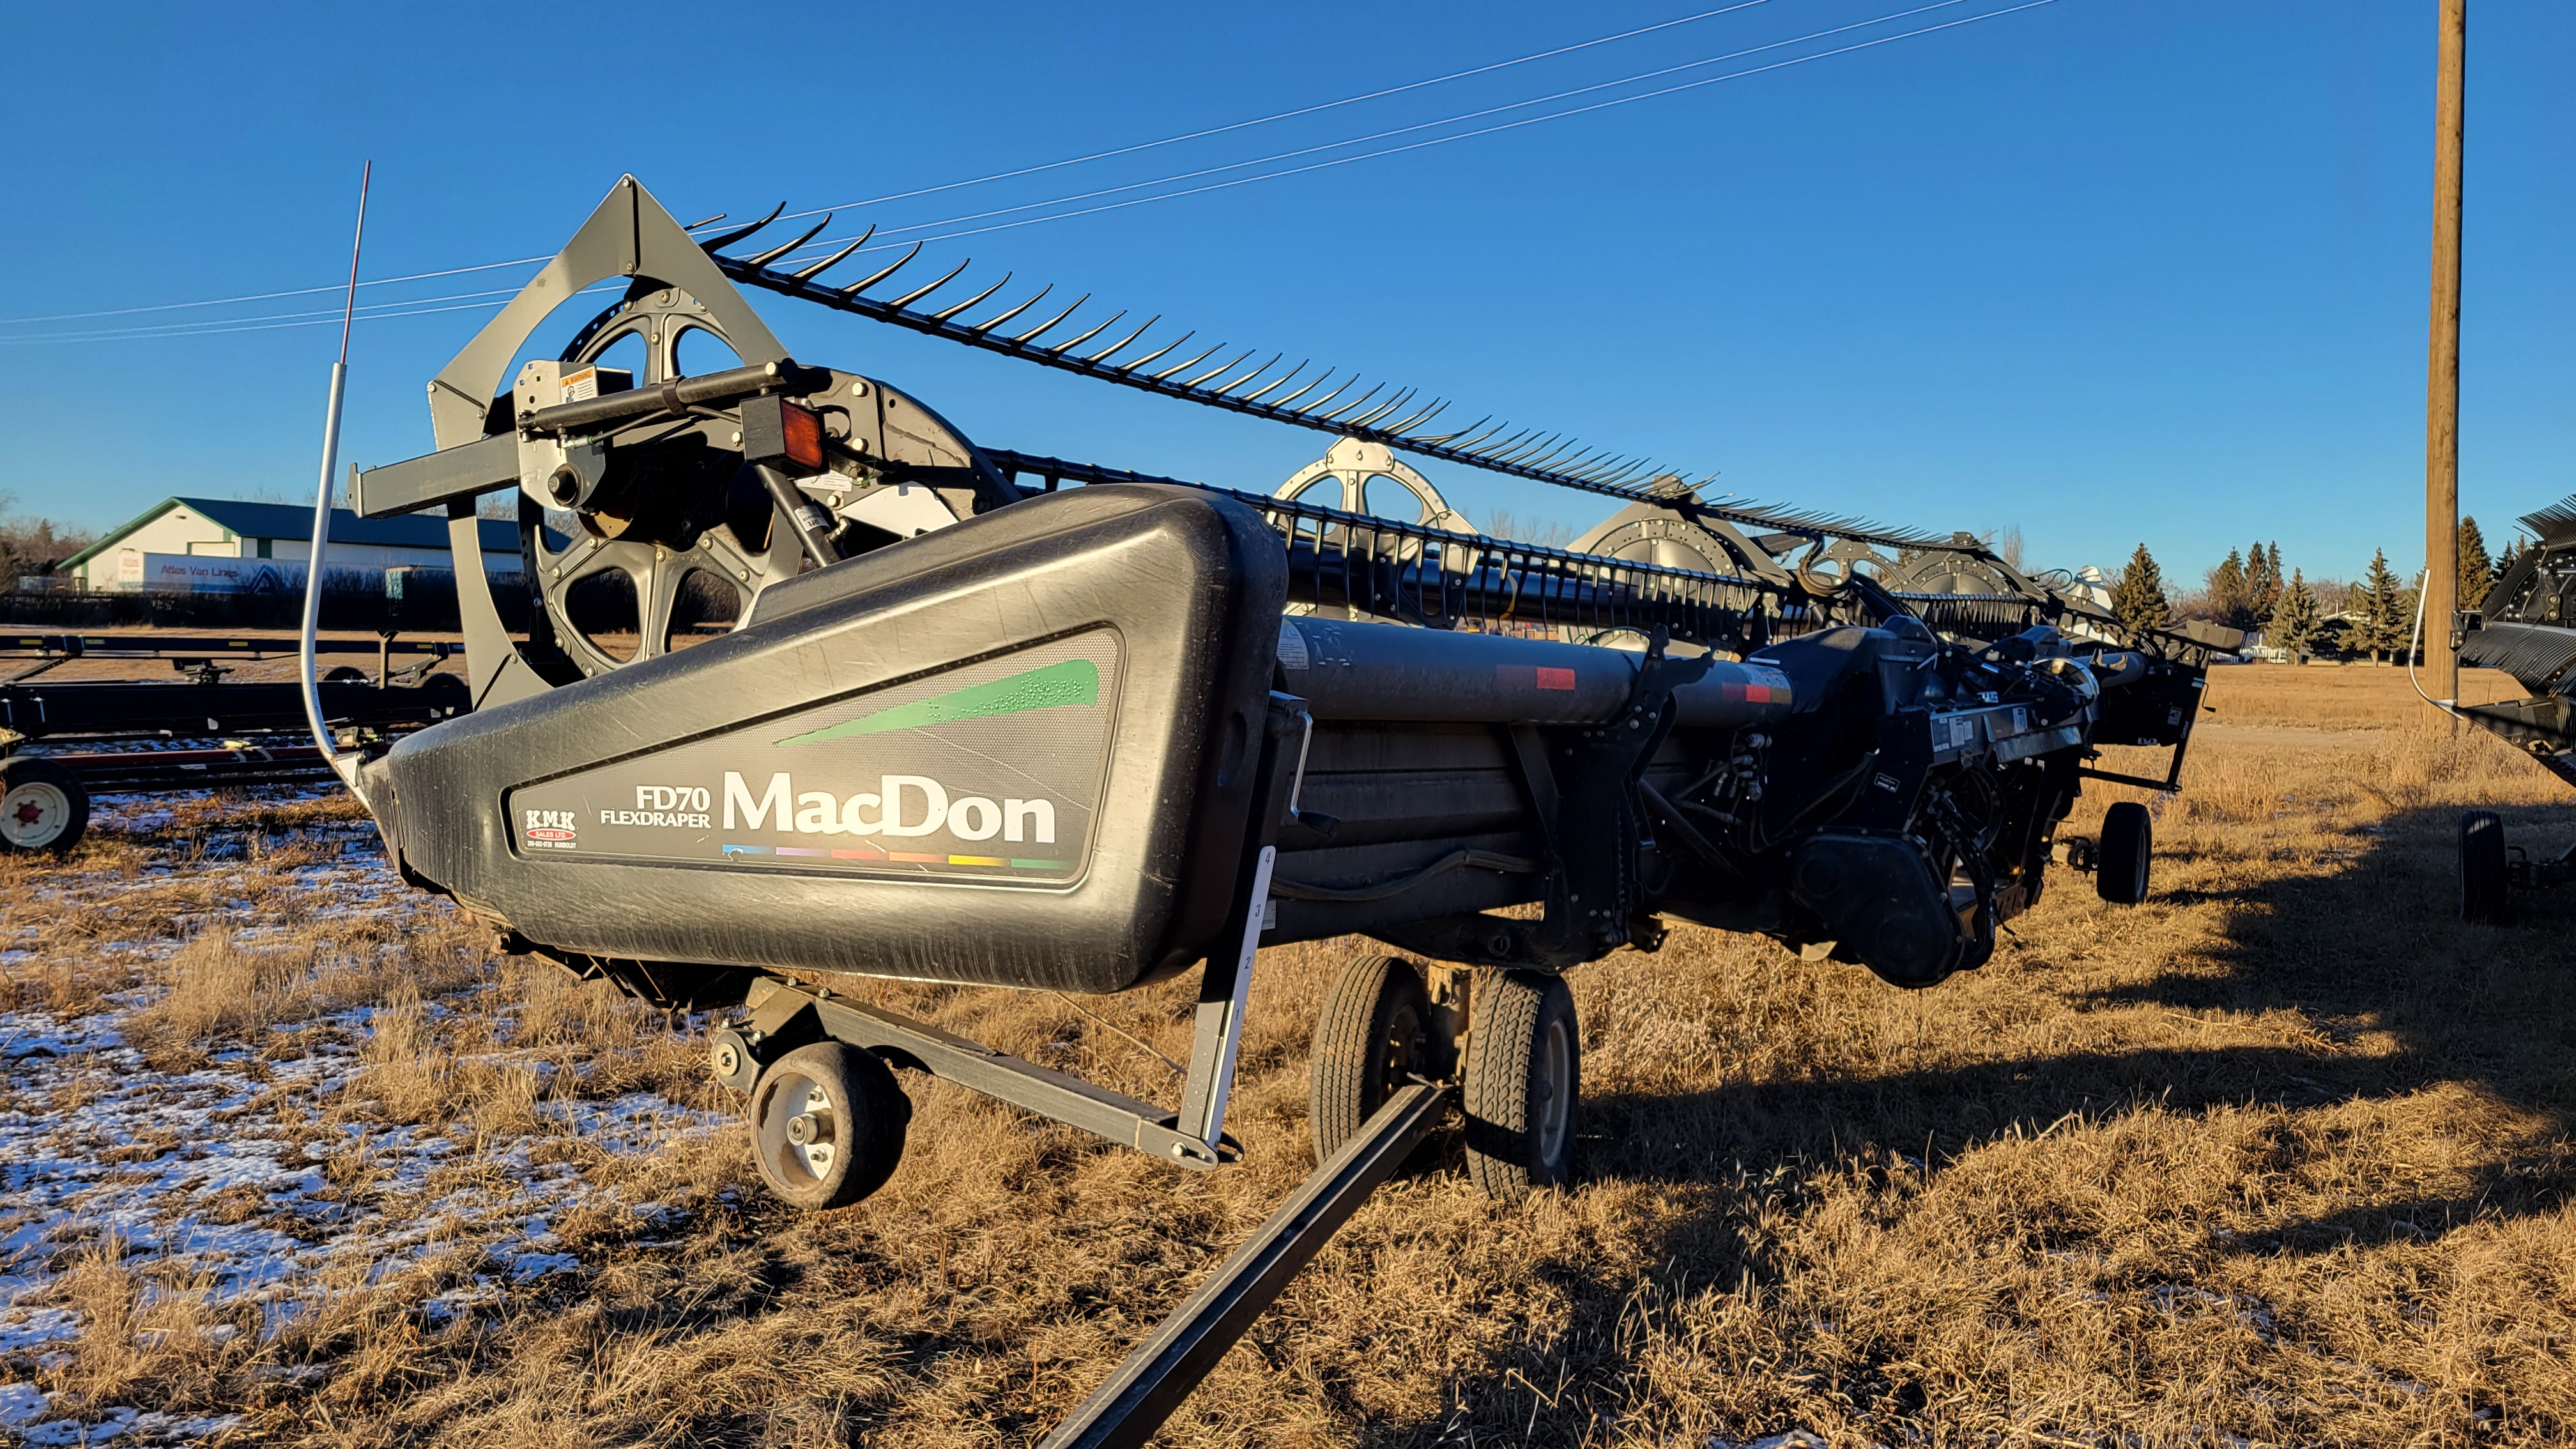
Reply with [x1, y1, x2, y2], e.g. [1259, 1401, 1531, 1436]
[2451, 492, 2576, 921]
[0, 643, 468, 854]
[318, 177, 2218, 1444]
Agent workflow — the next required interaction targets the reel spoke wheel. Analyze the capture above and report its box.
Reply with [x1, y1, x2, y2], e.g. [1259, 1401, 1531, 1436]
[2460, 809, 2510, 925]
[1461, 970, 1579, 1200]
[2096, 801, 2152, 906]
[0, 756, 88, 856]
[748, 1041, 911, 1210]
[1307, 954, 1433, 1167]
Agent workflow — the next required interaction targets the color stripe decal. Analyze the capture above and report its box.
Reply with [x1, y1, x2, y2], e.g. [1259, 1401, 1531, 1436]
[777, 659, 1100, 746]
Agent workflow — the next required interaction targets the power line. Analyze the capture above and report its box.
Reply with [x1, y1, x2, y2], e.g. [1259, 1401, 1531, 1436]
[0, 1, 1788, 330]
[751, 0, 2053, 264]
[751, 0, 1977, 261]
[5, 0, 2062, 348]
[781, 0, 1787, 223]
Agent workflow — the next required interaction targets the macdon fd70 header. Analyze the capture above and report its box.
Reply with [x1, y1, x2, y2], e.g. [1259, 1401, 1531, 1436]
[323, 176, 2227, 1439]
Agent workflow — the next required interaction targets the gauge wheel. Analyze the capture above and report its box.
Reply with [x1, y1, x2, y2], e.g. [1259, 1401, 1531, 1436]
[1461, 970, 1579, 1200]
[1308, 954, 1434, 1167]
[2460, 810, 2510, 925]
[747, 1041, 911, 1210]
[0, 756, 88, 856]
[2096, 801, 2152, 906]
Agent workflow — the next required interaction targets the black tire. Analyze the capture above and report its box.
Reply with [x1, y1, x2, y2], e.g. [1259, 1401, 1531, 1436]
[1308, 954, 1433, 1167]
[323, 665, 369, 683]
[2097, 801, 2152, 906]
[1461, 970, 1579, 1200]
[0, 756, 88, 857]
[747, 1041, 911, 1209]
[2460, 809, 2510, 925]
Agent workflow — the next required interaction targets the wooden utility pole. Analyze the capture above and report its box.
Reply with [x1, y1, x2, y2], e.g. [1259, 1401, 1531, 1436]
[2423, 0, 2465, 713]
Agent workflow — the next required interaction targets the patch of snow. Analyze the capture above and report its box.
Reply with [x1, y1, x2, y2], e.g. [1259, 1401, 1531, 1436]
[0, 1381, 50, 1428]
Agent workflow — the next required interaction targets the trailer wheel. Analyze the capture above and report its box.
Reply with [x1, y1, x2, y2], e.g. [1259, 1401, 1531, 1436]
[0, 756, 88, 857]
[1308, 954, 1432, 1167]
[748, 1041, 911, 1209]
[2096, 801, 2152, 906]
[2460, 809, 2510, 924]
[1461, 970, 1579, 1200]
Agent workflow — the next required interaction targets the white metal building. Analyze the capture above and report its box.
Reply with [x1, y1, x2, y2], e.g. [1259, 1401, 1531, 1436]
[57, 497, 519, 592]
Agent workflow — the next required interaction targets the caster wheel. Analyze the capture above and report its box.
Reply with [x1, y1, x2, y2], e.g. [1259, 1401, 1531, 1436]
[1308, 954, 1433, 1167]
[2097, 800, 2152, 905]
[748, 1041, 910, 1209]
[2460, 810, 2509, 925]
[0, 756, 88, 857]
[1461, 970, 1578, 1200]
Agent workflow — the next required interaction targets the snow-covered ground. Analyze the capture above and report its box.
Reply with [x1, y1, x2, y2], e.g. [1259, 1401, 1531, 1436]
[0, 788, 730, 1446]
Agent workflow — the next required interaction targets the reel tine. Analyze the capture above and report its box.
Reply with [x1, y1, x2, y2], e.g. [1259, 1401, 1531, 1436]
[1346, 388, 1417, 430]
[1236, 360, 1307, 404]
[1519, 439, 1583, 471]
[1184, 349, 1262, 390]
[1078, 314, 1159, 362]
[1489, 431, 1561, 467]
[883, 256, 976, 312]
[1214, 353, 1285, 397]
[1415, 415, 1493, 447]
[1463, 427, 1535, 459]
[1151, 342, 1227, 383]
[1383, 399, 1447, 436]
[838, 241, 926, 298]
[1391, 397, 1453, 430]
[698, 201, 786, 254]
[1010, 291, 1088, 344]
[682, 213, 728, 230]
[1317, 383, 1389, 424]
[1106, 325, 1188, 369]
[1291, 374, 1360, 416]
[966, 280, 1050, 332]
[1041, 309, 1128, 356]
[743, 213, 836, 268]
[789, 224, 877, 281]
[930, 271, 1015, 322]
[1266, 368, 1335, 410]
[1045, 307, 1138, 355]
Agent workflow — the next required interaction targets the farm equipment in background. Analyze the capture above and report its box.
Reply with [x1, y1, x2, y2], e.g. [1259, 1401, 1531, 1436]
[0, 632, 465, 855]
[323, 176, 2222, 1445]
[2451, 492, 2576, 922]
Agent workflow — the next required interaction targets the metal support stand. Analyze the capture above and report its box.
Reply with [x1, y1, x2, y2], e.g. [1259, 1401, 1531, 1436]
[1037, 1080, 1452, 1449]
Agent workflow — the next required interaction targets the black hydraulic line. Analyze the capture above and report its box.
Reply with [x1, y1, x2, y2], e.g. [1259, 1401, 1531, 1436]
[1037, 1080, 1451, 1449]
[1268, 848, 1538, 903]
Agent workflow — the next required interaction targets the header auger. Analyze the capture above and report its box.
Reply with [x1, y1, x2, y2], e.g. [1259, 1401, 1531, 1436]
[326, 176, 2225, 1445]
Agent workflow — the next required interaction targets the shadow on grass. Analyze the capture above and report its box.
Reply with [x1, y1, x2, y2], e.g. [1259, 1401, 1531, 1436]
[1392, 796, 2576, 1445]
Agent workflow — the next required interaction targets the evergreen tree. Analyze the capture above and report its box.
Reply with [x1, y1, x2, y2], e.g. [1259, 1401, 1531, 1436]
[2244, 540, 2282, 624]
[2358, 548, 2404, 663]
[2110, 542, 2172, 641]
[2496, 537, 2523, 580]
[2209, 549, 2250, 630]
[2268, 569, 2322, 663]
[2458, 516, 2494, 606]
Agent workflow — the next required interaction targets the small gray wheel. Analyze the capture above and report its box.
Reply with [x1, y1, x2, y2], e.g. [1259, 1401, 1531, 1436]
[1461, 970, 1579, 1200]
[0, 756, 88, 856]
[1308, 954, 1433, 1167]
[748, 1041, 910, 1209]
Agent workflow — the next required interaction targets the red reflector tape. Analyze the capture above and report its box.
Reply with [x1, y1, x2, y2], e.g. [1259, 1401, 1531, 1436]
[1535, 666, 1577, 691]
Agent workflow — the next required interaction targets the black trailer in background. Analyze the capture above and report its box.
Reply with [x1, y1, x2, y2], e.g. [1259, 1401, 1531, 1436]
[0, 631, 466, 855]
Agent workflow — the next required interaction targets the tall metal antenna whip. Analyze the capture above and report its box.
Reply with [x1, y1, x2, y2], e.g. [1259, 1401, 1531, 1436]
[299, 160, 371, 790]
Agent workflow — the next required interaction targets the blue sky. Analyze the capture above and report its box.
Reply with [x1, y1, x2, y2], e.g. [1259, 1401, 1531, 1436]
[1, 0, 2566, 587]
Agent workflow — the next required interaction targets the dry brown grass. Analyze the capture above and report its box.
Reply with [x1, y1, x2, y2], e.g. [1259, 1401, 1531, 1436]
[8, 666, 2575, 1446]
